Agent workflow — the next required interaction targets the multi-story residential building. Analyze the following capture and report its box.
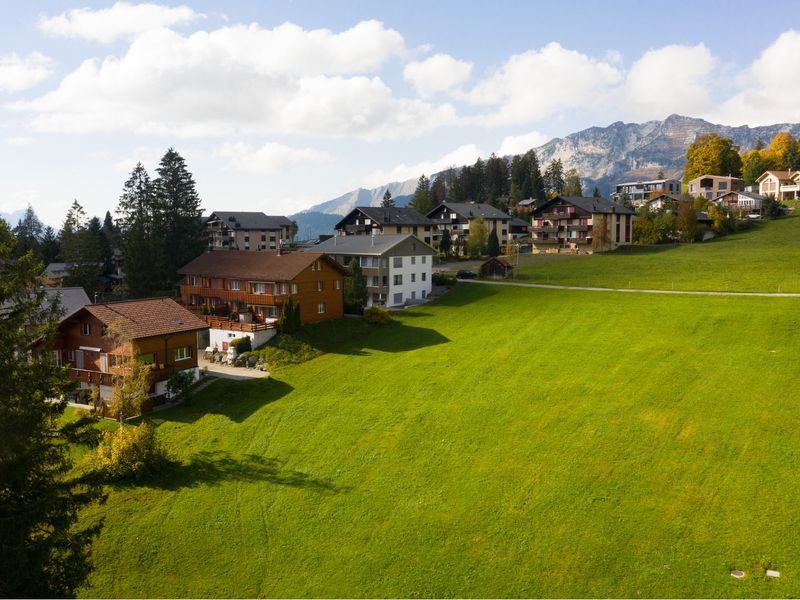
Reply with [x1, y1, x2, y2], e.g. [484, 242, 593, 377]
[334, 206, 436, 246]
[714, 191, 765, 215]
[309, 234, 435, 308]
[44, 298, 208, 405]
[611, 178, 682, 205]
[756, 171, 800, 201]
[509, 217, 531, 240]
[644, 194, 680, 210]
[178, 251, 345, 349]
[686, 175, 744, 200]
[426, 202, 510, 254]
[206, 211, 294, 251]
[531, 196, 634, 253]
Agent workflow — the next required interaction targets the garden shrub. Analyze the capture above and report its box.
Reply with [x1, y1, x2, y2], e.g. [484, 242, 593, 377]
[432, 272, 456, 286]
[239, 333, 322, 370]
[166, 370, 194, 400]
[230, 336, 252, 353]
[90, 422, 171, 481]
[363, 307, 393, 325]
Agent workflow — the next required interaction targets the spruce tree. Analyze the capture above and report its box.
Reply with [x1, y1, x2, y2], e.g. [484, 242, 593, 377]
[439, 228, 452, 256]
[381, 190, 395, 208]
[487, 228, 500, 257]
[12, 205, 43, 260]
[592, 185, 602, 197]
[430, 174, 447, 207]
[152, 149, 205, 291]
[411, 174, 433, 215]
[61, 201, 103, 297]
[543, 159, 565, 196]
[0, 219, 104, 597]
[40, 226, 60, 265]
[343, 258, 368, 313]
[117, 163, 159, 297]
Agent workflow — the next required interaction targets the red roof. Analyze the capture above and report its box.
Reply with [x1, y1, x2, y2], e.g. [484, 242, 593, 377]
[78, 297, 208, 340]
[178, 250, 345, 280]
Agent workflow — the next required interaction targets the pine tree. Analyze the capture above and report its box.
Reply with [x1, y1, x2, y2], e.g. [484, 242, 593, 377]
[343, 258, 368, 313]
[0, 219, 104, 597]
[117, 163, 160, 297]
[592, 185, 601, 197]
[40, 226, 60, 265]
[152, 149, 205, 291]
[543, 159, 565, 196]
[563, 168, 583, 197]
[657, 169, 665, 180]
[484, 153, 508, 206]
[381, 189, 395, 208]
[486, 228, 500, 257]
[527, 150, 547, 202]
[12, 205, 43, 260]
[439, 228, 452, 256]
[60, 201, 103, 297]
[430, 174, 447, 207]
[410, 174, 433, 215]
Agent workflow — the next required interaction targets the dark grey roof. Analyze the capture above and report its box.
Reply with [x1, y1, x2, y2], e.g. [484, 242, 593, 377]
[207, 211, 292, 230]
[428, 202, 510, 220]
[536, 196, 635, 215]
[517, 198, 537, 207]
[336, 206, 434, 229]
[43, 262, 71, 276]
[510, 217, 530, 227]
[43, 287, 90, 320]
[306, 234, 436, 256]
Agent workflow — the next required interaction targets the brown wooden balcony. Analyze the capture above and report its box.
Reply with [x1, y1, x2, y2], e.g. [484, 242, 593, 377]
[533, 226, 559, 234]
[541, 211, 572, 220]
[567, 224, 589, 232]
[180, 284, 282, 306]
[201, 315, 276, 332]
[533, 238, 559, 244]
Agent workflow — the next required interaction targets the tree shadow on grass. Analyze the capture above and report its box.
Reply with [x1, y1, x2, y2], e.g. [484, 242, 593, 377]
[427, 281, 498, 307]
[149, 377, 293, 425]
[112, 451, 350, 494]
[307, 321, 450, 356]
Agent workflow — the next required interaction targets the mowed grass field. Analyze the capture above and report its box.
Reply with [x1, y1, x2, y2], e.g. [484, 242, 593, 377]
[512, 215, 800, 292]
[78, 283, 800, 598]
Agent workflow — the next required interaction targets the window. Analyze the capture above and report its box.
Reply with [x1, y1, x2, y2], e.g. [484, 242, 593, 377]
[422, 290, 427, 299]
[244, 235, 250, 242]
[411, 273, 416, 282]
[190, 275, 198, 286]
[719, 181, 728, 190]
[254, 283, 266, 294]
[393, 257, 402, 268]
[312, 260, 322, 271]
[230, 280, 240, 291]
[422, 272, 426, 282]
[317, 302, 326, 314]
[393, 293, 403, 305]
[421, 256, 426, 264]
[411, 256, 416, 265]
[81, 322, 91, 336]
[382, 276, 388, 286]
[291, 283, 298, 294]
[411, 291, 416, 299]
[101, 325, 108, 337]
[394, 274, 403, 285]
[335, 280, 341, 290]
[138, 352, 155, 365]
[174, 346, 192, 361]
[316, 281, 324, 291]
[261, 234, 266, 242]
[281, 283, 288, 295]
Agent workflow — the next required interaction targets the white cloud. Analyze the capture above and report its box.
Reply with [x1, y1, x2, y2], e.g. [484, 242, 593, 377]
[710, 30, 800, 125]
[0, 52, 53, 93]
[403, 53, 473, 97]
[13, 21, 454, 140]
[497, 130, 550, 156]
[624, 43, 715, 120]
[6, 135, 34, 146]
[465, 42, 623, 126]
[362, 143, 483, 187]
[217, 141, 331, 174]
[38, 2, 202, 43]
[113, 145, 165, 173]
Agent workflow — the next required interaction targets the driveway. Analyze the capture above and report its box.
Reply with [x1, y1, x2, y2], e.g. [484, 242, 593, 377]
[198, 357, 269, 380]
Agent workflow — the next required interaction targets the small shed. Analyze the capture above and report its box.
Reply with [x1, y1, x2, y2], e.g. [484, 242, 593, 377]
[480, 256, 514, 279]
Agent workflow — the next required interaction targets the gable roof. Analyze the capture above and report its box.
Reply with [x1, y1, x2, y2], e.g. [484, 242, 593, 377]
[510, 217, 530, 227]
[335, 206, 434, 229]
[536, 196, 634, 215]
[308, 233, 436, 256]
[715, 190, 766, 201]
[43, 262, 71, 277]
[482, 256, 513, 268]
[72, 298, 208, 340]
[428, 202, 510, 220]
[646, 193, 680, 204]
[44, 287, 90, 320]
[207, 211, 292, 230]
[178, 250, 343, 280]
[517, 198, 537, 207]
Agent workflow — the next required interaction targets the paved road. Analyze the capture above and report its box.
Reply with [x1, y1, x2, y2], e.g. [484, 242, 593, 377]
[462, 279, 800, 298]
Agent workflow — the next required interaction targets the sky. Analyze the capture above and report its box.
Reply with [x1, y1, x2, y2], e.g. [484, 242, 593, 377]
[2, 0, 800, 227]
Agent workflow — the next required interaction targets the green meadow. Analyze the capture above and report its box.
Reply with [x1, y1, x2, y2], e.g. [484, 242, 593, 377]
[77, 280, 800, 597]
[512, 215, 800, 292]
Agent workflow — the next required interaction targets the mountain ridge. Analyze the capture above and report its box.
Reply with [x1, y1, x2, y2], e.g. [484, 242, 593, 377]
[291, 114, 800, 237]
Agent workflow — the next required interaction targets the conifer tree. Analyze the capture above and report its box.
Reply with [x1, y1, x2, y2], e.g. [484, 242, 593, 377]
[430, 174, 447, 207]
[117, 164, 159, 298]
[343, 258, 368, 313]
[381, 189, 395, 208]
[61, 201, 103, 297]
[543, 159, 565, 196]
[40, 226, 60, 265]
[411, 174, 433, 215]
[487, 228, 500, 257]
[12, 205, 43, 260]
[439, 228, 452, 256]
[562, 168, 583, 197]
[0, 219, 104, 597]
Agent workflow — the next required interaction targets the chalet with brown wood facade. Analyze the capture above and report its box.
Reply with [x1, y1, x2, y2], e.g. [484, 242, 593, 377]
[532, 196, 634, 253]
[426, 202, 511, 254]
[334, 206, 436, 246]
[177, 250, 345, 350]
[45, 298, 208, 406]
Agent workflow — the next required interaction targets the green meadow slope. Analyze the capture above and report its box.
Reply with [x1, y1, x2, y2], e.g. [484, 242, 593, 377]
[79, 283, 800, 598]
[513, 216, 800, 292]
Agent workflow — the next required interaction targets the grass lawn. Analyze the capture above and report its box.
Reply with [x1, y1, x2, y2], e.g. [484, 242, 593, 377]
[77, 283, 800, 598]
[510, 216, 800, 293]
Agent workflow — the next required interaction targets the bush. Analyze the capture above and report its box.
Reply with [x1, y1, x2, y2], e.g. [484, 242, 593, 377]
[230, 336, 252, 353]
[240, 333, 321, 370]
[90, 422, 171, 481]
[432, 272, 456, 286]
[166, 369, 194, 400]
[363, 306, 393, 325]
[201, 305, 210, 315]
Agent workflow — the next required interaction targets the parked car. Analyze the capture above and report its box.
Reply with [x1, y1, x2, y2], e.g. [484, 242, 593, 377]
[456, 270, 477, 279]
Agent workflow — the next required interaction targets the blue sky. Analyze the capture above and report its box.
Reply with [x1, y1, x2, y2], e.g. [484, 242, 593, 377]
[2, 1, 800, 226]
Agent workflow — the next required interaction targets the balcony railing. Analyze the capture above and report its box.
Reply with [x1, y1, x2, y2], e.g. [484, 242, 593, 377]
[180, 285, 282, 306]
[567, 225, 589, 232]
[532, 226, 559, 234]
[533, 238, 559, 244]
[202, 315, 276, 332]
[541, 211, 573, 220]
